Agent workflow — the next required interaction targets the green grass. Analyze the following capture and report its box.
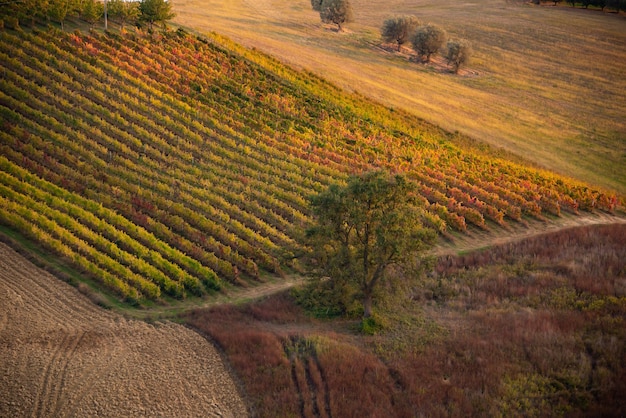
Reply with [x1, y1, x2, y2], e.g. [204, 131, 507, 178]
[173, 0, 626, 194]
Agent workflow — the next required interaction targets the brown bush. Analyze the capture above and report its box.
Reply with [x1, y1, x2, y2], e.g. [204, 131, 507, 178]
[185, 303, 299, 417]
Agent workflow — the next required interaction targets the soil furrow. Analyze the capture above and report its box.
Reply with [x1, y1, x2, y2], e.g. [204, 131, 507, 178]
[0, 242, 248, 417]
[31, 333, 71, 417]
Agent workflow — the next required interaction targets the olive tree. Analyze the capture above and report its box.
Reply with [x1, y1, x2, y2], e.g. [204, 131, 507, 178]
[318, 0, 353, 32]
[381, 15, 421, 51]
[305, 170, 436, 320]
[445, 39, 472, 73]
[410, 23, 447, 62]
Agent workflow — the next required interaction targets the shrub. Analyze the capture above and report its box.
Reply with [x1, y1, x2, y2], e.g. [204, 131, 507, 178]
[359, 315, 385, 335]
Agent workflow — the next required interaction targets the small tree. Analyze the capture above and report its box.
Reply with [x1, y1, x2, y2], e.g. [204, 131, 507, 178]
[381, 15, 421, 51]
[306, 170, 436, 321]
[139, 0, 174, 31]
[410, 23, 447, 63]
[81, 0, 103, 29]
[48, 0, 75, 30]
[319, 0, 353, 32]
[445, 39, 472, 73]
[109, 0, 139, 30]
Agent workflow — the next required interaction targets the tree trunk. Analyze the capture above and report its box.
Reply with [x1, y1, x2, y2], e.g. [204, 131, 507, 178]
[363, 292, 373, 318]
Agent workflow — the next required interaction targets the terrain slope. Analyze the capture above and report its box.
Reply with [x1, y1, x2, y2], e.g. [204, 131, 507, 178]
[173, 0, 626, 193]
[0, 242, 248, 418]
[1, 28, 619, 305]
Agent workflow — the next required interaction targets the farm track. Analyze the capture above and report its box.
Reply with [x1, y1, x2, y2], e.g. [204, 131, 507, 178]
[114, 211, 626, 320]
[117, 211, 626, 322]
[432, 210, 626, 256]
[0, 242, 248, 417]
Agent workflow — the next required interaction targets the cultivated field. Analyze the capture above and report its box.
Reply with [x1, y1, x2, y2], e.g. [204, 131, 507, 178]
[0, 242, 248, 417]
[4, 28, 618, 305]
[173, 0, 626, 194]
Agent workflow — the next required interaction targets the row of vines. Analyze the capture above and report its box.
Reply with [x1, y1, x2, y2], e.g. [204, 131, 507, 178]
[0, 27, 619, 303]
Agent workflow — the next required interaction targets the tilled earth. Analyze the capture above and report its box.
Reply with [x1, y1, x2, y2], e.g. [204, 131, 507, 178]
[0, 242, 248, 417]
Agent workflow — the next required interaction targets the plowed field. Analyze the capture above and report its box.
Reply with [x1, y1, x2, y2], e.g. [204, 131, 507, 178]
[0, 242, 248, 417]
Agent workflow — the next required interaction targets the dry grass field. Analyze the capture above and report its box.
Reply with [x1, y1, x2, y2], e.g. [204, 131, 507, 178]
[173, 0, 626, 194]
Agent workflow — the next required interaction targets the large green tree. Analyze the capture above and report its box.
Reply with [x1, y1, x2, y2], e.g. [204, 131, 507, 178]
[306, 171, 436, 320]
[318, 0, 353, 32]
[47, 0, 76, 30]
[381, 15, 421, 51]
[139, 0, 174, 30]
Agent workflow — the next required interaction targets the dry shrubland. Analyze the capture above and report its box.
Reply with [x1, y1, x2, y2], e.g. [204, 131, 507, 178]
[185, 223, 626, 417]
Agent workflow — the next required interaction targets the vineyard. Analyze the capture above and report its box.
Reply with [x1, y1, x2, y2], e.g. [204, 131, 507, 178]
[0, 27, 620, 304]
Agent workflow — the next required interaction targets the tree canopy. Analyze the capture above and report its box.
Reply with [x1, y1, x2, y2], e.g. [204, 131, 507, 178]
[109, 0, 140, 30]
[47, 0, 76, 30]
[305, 171, 436, 321]
[311, 0, 323, 12]
[445, 39, 472, 73]
[139, 0, 175, 30]
[381, 15, 421, 51]
[411, 24, 447, 62]
[318, 0, 353, 32]
[81, 0, 103, 29]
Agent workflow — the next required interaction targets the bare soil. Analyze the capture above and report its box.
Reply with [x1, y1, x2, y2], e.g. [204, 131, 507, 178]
[0, 242, 248, 418]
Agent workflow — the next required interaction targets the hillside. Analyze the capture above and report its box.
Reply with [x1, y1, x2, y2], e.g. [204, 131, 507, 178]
[0, 27, 621, 306]
[186, 223, 626, 417]
[174, 0, 626, 194]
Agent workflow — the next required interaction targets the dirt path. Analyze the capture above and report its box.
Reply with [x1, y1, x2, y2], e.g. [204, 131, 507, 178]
[0, 242, 248, 418]
[432, 211, 626, 256]
[124, 212, 626, 319]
